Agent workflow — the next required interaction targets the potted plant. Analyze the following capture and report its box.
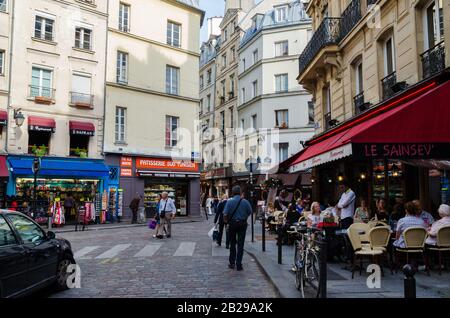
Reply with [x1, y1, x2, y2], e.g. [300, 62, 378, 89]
[31, 145, 48, 157]
[74, 147, 88, 158]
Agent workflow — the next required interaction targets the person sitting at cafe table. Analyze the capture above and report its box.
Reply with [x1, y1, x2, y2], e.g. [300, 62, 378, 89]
[425, 204, 450, 246]
[375, 198, 389, 221]
[295, 199, 304, 214]
[307, 202, 321, 228]
[393, 202, 427, 248]
[354, 198, 370, 223]
[413, 199, 435, 226]
[282, 204, 301, 244]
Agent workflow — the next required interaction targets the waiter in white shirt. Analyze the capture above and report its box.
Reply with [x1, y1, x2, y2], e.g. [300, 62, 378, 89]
[336, 180, 356, 229]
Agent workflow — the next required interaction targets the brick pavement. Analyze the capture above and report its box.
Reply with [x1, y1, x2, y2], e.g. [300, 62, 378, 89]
[48, 218, 279, 298]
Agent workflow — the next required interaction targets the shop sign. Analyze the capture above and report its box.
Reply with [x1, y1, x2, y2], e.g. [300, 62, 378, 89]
[29, 125, 54, 133]
[290, 144, 353, 172]
[70, 129, 95, 136]
[120, 168, 133, 177]
[136, 157, 199, 172]
[354, 143, 450, 159]
[120, 157, 133, 167]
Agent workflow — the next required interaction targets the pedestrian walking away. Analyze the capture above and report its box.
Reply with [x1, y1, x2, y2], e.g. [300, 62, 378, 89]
[206, 195, 213, 216]
[223, 186, 252, 271]
[129, 194, 142, 224]
[214, 194, 230, 248]
[156, 192, 176, 239]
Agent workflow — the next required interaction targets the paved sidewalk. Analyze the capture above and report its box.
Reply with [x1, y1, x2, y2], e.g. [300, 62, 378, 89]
[245, 220, 450, 298]
[50, 215, 204, 233]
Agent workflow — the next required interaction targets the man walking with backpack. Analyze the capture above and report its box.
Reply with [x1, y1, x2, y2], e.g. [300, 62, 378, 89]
[223, 186, 252, 271]
[156, 192, 176, 239]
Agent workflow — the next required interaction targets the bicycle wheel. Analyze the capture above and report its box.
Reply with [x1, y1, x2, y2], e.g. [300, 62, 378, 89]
[294, 243, 303, 291]
[305, 251, 320, 289]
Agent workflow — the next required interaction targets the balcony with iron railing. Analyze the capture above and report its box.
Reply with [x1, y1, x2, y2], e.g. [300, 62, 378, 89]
[70, 92, 94, 109]
[381, 72, 397, 100]
[421, 41, 446, 80]
[29, 85, 55, 104]
[339, 0, 362, 42]
[298, 17, 341, 78]
[324, 112, 332, 130]
[353, 92, 365, 114]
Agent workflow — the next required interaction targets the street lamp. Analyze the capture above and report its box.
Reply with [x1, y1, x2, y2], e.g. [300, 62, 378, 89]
[14, 109, 25, 127]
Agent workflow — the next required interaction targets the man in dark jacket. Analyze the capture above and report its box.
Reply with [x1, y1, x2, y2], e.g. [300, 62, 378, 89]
[223, 186, 252, 271]
[214, 194, 229, 248]
[129, 194, 141, 224]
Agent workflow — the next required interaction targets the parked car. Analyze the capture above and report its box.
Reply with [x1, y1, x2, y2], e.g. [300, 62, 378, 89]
[0, 210, 75, 298]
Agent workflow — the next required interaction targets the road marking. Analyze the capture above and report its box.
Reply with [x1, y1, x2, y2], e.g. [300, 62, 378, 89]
[99, 259, 111, 264]
[95, 244, 131, 259]
[211, 242, 229, 257]
[173, 242, 196, 256]
[111, 258, 120, 263]
[134, 244, 163, 257]
[74, 246, 101, 259]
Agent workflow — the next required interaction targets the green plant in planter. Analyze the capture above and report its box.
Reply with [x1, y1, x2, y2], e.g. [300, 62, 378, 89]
[31, 145, 48, 157]
[74, 147, 88, 158]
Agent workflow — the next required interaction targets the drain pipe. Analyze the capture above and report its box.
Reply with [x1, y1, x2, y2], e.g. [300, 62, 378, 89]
[5, 0, 16, 153]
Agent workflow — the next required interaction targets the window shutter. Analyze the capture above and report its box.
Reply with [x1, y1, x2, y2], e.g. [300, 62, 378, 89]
[72, 74, 91, 94]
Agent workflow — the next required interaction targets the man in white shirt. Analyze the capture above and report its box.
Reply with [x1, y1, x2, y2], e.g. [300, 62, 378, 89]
[156, 192, 177, 239]
[337, 180, 356, 229]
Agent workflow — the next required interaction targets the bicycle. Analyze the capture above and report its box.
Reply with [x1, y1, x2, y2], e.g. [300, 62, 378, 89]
[291, 223, 322, 298]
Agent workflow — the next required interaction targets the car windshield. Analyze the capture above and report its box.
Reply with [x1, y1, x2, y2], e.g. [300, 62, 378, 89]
[7, 214, 45, 244]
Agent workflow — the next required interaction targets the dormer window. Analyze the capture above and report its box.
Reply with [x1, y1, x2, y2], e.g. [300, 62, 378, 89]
[275, 6, 288, 23]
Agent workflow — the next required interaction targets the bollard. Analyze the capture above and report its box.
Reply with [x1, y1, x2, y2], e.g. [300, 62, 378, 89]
[262, 213, 266, 252]
[319, 236, 327, 298]
[403, 264, 416, 298]
[277, 225, 282, 264]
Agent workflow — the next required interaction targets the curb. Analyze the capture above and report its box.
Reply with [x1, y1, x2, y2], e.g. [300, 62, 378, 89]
[244, 248, 284, 299]
[52, 218, 204, 233]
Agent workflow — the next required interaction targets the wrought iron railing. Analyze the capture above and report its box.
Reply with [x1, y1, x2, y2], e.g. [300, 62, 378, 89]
[70, 92, 94, 108]
[354, 92, 365, 114]
[298, 18, 341, 76]
[29, 85, 55, 101]
[324, 112, 332, 130]
[381, 71, 397, 100]
[339, 0, 361, 41]
[367, 0, 378, 6]
[421, 41, 446, 79]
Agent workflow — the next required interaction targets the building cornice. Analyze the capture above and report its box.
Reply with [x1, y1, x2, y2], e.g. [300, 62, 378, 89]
[106, 82, 199, 103]
[56, 0, 108, 17]
[237, 89, 308, 111]
[238, 54, 301, 79]
[215, 63, 238, 81]
[108, 28, 200, 58]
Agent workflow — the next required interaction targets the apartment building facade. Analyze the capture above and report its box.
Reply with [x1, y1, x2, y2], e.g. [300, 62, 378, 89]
[2, 0, 110, 213]
[103, 0, 204, 218]
[236, 0, 315, 186]
[290, 0, 450, 212]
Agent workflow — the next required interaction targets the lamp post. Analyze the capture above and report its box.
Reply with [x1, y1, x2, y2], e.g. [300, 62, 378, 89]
[245, 156, 260, 243]
[31, 157, 41, 223]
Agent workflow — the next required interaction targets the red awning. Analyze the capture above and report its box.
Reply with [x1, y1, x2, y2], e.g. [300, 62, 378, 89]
[0, 110, 7, 126]
[69, 121, 95, 136]
[0, 156, 9, 178]
[28, 116, 56, 132]
[290, 80, 450, 172]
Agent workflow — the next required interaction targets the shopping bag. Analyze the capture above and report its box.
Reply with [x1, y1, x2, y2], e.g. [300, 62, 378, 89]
[212, 228, 219, 242]
[148, 219, 157, 230]
[208, 226, 215, 238]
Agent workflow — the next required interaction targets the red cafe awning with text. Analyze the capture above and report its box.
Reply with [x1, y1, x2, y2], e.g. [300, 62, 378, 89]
[28, 116, 56, 133]
[290, 80, 450, 172]
[0, 110, 7, 126]
[69, 121, 95, 136]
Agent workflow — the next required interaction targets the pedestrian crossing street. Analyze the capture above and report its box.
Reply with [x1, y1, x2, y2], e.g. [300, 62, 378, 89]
[73, 241, 229, 260]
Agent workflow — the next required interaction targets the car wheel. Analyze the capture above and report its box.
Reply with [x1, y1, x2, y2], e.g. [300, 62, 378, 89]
[55, 257, 74, 291]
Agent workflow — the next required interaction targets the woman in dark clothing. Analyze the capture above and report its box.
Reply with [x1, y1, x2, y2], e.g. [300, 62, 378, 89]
[214, 194, 229, 248]
[282, 204, 300, 245]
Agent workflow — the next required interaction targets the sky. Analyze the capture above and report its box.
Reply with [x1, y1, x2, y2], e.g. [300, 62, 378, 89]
[199, 0, 225, 43]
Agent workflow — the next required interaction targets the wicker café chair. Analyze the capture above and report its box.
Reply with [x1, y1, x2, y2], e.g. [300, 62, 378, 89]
[395, 227, 429, 275]
[347, 224, 383, 279]
[427, 225, 450, 275]
[348, 222, 370, 243]
[369, 226, 392, 275]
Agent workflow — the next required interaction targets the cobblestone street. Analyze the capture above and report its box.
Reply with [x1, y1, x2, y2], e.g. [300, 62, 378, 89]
[47, 218, 278, 298]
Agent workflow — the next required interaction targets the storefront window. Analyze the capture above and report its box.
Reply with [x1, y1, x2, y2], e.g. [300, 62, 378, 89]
[144, 180, 189, 216]
[372, 159, 386, 203]
[15, 178, 99, 223]
[372, 159, 405, 207]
